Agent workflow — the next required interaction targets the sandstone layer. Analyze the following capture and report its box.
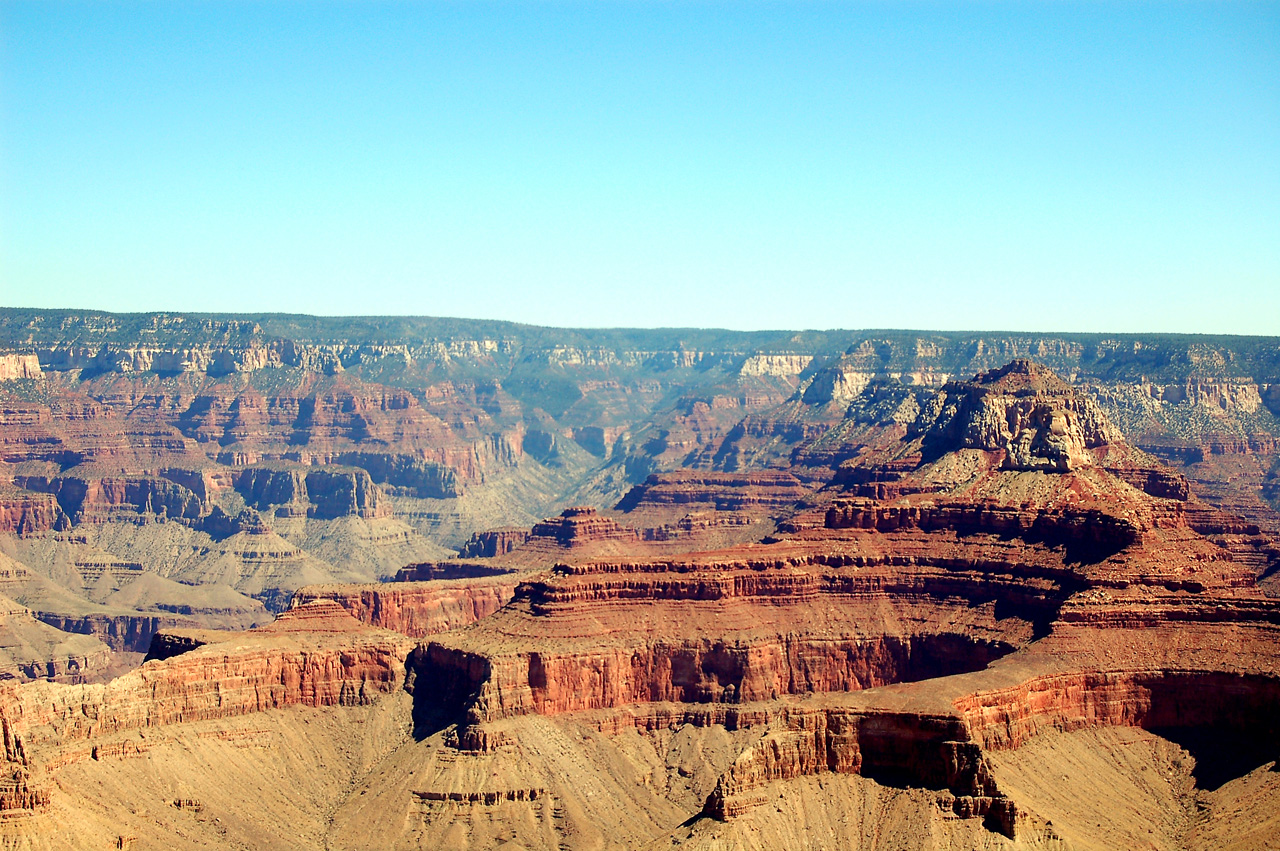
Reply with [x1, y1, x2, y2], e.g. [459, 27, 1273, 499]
[0, 601, 414, 823]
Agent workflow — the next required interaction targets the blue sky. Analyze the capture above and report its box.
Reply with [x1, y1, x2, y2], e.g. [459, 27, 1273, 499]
[1, 1, 1277, 332]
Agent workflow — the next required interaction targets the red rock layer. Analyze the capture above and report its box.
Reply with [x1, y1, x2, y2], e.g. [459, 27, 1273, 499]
[615, 470, 811, 515]
[0, 490, 68, 534]
[0, 602, 414, 816]
[13, 473, 203, 525]
[955, 668, 1280, 752]
[406, 542, 1057, 733]
[174, 378, 521, 486]
[291, 579, 518, 638]
[703, 706, 1014, 833]
[417, 631, 1015, 725]
[820, 498, 1140, 553]
[527, 507, 639, 547]
[456, 527, 531, 558]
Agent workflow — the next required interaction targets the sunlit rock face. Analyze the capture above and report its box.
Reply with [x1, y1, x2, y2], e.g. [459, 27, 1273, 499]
[916, 359, 1124, 472]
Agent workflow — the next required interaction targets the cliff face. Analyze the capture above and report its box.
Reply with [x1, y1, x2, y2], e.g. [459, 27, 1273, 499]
[291, 580, 518, 638]
[619, 470, 808, 508]
[702, 706, 1014, 833]
[916, 360, 1124, 472]
[0, 601, 413, 818]
[456, 527, 530, 558]
[414, 632, 1016, 722]
[527, 507, 638, 547]
[233, 466, 390, 519]
[0, 354, 41, 380]
[14, 473, 204, 524]
[0, 490, 68, 534]
[955, 668, 1280, 753]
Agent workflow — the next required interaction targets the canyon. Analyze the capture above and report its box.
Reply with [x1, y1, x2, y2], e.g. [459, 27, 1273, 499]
[0, 311, 1278, 849]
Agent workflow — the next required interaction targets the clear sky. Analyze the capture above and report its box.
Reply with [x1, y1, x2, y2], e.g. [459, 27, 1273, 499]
[1, 1, 1277, 333]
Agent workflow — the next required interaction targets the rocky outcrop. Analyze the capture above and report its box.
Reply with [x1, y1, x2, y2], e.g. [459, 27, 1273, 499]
[801, 364, 877, 407]
[527, 507, 638, 548]
[32, 611, 197, 653]
[405, 537, 1065, 729]
[615, 470, 810, 515]
[8, 613, 405, 748]
[917, 360, 1124, 471]
[456, 527, 531, 558]
[955, 668, 1280, 752]
[232, 465, 390, 519]
[180, 382, 524, 487]
[299, 468, 391, 519]
[820, 498, 1141, 561]
[413, 631, 1015, 723]
[0, 490, 69, 534]
[142, 630, 208, 662]
[0, 354, 41, 380]
[696, 659, 1280, 834]
[392, 561, 515, 581]
[330, 451, 460, 498]
[1142, 380, 1266, 414]
[291, 579, 518, 638]
[738, 354, 813, 378]
[703, 706, 1015, 834]
[564, 425, 626, 457]
[12, 474, 203, 525]
[0, 601, 414, 816]
[196, 505, 271, 539]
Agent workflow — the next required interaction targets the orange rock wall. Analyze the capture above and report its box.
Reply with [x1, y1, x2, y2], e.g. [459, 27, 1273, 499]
[412, 633, 1014, 723]
[292, 581, 517, 638]
[0, 632, 412, 774]
[955, 669, 1280, 751]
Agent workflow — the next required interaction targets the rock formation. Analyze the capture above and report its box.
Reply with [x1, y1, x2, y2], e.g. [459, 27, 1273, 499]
[0, 601, 414, 822]
[397, 360, 1279, 846]
[2, 308, 1280, 849]
[291, 579, 518, 638]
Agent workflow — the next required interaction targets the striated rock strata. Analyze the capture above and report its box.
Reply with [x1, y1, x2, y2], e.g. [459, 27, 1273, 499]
[401, 361, 1280, 841]
[291, 579, 518, 639]
[0, 600, 414, 818]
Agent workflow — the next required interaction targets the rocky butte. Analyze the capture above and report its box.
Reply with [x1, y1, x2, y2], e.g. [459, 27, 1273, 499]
[0, 311, 1277, 850]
